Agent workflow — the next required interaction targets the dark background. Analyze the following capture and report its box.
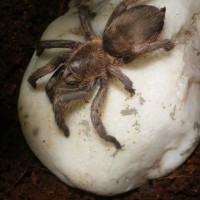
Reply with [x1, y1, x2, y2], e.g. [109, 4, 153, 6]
[0, 0, 199, 199]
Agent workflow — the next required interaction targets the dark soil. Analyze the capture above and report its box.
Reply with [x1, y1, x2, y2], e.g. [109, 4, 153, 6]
[0, 0, 199, 199]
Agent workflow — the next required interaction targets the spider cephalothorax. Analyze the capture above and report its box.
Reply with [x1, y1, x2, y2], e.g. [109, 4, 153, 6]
[28, 0, 174, 149]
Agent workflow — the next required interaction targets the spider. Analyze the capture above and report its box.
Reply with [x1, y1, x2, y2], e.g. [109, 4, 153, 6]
[28, 0, 174, 149]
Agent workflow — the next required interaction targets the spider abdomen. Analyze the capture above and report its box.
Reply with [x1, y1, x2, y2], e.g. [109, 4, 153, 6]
[103, 5, 166, 60]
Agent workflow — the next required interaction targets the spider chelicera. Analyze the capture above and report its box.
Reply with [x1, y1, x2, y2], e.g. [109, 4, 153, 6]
[28, 0, 174, 149]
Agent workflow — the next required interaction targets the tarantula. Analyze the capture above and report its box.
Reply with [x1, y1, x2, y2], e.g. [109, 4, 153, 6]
[28, 0, 174, 149]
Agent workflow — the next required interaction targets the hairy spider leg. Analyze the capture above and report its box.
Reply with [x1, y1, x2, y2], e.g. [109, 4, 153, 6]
[36, 4, 97, 56]
[28, 54, 70, 88]
[36, 40, 82, 56]
[53, 90, 90, 137]
[91, 78, 122, 149]
[108, 64, 135, 96]
[104, 0, 140, 31]
[132, 39, 174, 56]
[46, 66, 91, 103]
[45, 65, 65, 102]
[78, 5, 97, 40]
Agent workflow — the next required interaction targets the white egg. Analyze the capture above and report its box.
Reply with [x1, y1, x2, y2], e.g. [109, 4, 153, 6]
[18, 0, 200, 196]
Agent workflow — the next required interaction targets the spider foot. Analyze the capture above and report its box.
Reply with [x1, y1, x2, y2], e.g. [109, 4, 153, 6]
[163, 40, 175, 51]
[126, 87, 135, 97]
[36, 46, 44, 56]
[108, 135, 122, 149]
[54, 103, 70, 137]
[57, 121, 70, 137]
[56, 115, 70, 138]
[63, 127, 70, 137]
[28, 75, 37, 88]
[97, 125, 122, 149]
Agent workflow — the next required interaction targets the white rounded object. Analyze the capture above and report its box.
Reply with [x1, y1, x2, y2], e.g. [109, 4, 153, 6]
[18, 0, 200, 196]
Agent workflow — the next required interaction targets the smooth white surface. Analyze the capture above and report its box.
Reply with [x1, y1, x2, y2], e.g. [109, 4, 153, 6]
[18, 0, 200, 195]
